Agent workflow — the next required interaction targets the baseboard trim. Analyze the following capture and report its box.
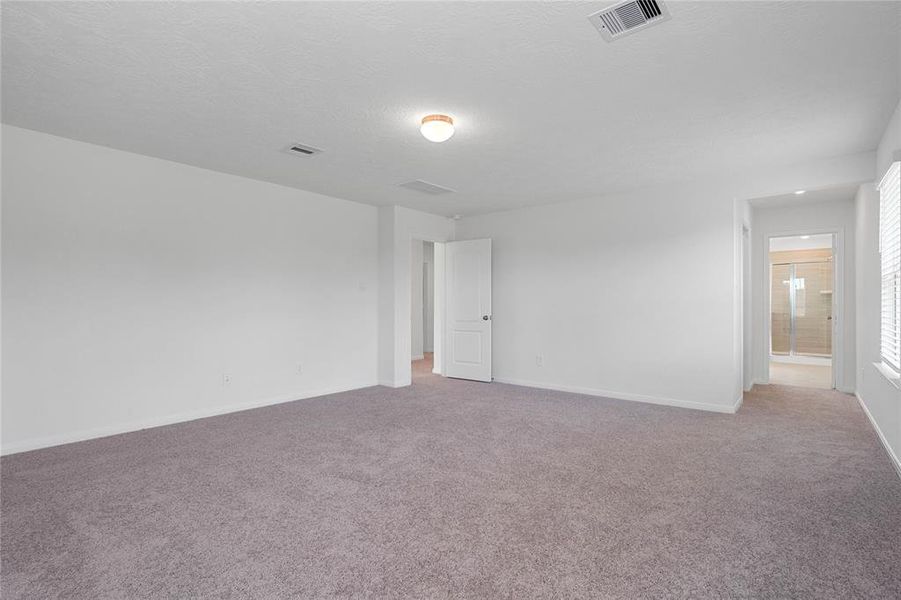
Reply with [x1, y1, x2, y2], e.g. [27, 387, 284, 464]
[855, 392, 901, 481]
[1, 380, 378, 456]
[378, 379, 409, 388]
[493, 377, 739, 414]
[412, 354, 424, 361]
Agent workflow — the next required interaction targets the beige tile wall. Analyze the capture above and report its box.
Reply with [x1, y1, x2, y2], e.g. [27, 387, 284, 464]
[793, 261, 833, 356]
[771, 263, 792, 354]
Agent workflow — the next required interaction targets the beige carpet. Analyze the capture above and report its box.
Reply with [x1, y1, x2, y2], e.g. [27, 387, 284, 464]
[2, 376, 899, 598]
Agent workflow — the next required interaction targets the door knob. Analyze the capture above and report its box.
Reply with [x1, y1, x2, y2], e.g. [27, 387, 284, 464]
[482, 315, 490, 321]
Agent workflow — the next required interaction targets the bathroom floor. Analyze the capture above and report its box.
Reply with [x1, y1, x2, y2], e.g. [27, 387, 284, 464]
[769, 360, 832, 389]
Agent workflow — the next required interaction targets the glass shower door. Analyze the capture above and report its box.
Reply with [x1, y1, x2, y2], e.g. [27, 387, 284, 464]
[770, 261, 833, 357]
[793, 261, 833, 356]
[771, 264, 792, 355]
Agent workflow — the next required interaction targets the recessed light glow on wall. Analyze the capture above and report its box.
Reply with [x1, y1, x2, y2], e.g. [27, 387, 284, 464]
[421, 114, 455, 143]
[794, 190, 806, 195]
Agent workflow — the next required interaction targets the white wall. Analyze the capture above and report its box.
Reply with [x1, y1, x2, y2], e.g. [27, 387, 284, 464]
[456, 187, 740, 412]
[410, 239, 424, 360]
[738, 199, 753, 392]
[409, 239, 435, 359]
[877, 100, 901, 178]
[856, 98, 901, 476]
[423, 242, 435, 353]
[432, 242, 446, 375]
[769, 234, 833, 251]
[1, 125, 379, 454]
[751, 199, 856, 392]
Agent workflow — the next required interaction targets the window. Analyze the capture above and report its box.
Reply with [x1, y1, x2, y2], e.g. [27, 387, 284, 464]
[878, 161, 901, 373]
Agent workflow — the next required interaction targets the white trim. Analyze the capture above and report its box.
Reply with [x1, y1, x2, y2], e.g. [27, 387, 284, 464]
[493, 377, 742, 414]
[873, 361, 901, 390]
[378, 379, 406, 388]
[855, 392, 901, 480]
[412, 354, 425, 361]
[1, 381, 378, 456]
[401, 231, 454, 387]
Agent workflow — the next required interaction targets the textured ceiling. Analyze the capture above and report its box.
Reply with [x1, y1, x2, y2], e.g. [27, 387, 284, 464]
[2, 1, 899, 216]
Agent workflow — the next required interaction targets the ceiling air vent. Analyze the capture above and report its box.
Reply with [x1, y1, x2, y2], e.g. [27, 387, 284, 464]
[587, 0, 671, 42]
[283, 143, 323, 156]
[399, 179, 456, 195]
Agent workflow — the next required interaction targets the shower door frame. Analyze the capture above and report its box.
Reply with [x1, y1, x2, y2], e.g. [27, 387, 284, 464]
[771, 261, 833, 358]
[761, 228, 844, 391]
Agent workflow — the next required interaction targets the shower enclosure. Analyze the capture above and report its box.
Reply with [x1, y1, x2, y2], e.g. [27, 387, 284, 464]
[771, 258, 833, 357]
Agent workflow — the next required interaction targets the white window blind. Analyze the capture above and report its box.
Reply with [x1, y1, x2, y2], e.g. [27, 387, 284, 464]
[878, 161, 901, 372]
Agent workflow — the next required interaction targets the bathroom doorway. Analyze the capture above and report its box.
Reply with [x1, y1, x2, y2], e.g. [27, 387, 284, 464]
[411, 239, 439, 380]
[768, 234, 834, 388]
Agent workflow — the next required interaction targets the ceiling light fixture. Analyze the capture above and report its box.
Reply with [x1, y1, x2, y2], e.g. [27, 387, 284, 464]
[800, 235, 811, 239]
[794, 190, 806, 195]
[421, 114, 455, 143]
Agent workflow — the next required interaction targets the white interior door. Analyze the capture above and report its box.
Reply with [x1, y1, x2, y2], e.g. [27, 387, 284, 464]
[445, 239, 492, 382]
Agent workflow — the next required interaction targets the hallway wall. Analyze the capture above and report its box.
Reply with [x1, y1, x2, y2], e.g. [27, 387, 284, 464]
[856, 97, 901, 476]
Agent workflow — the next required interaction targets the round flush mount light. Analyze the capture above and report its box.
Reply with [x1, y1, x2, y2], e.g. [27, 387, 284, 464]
[794, 190, 806, 195]
[420, 114, 455, 143]
[800, 235, 811, 239]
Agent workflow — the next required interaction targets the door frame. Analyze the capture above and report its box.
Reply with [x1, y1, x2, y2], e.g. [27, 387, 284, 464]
[759, 227, 844, 390]
[405, 233, 450, 382]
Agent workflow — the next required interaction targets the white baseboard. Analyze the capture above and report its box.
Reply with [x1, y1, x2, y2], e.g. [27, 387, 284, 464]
[412, 354, 424, 361]
[378, 379, 410, 388]
[1, 380, 378, 456]
[493, 377, 740, 414]
[855, 392, 901, 481]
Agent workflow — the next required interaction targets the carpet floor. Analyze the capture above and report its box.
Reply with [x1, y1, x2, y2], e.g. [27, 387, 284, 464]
[2, 375, 900, 599]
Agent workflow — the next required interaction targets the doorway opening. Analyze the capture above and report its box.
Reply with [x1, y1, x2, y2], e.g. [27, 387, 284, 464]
[412, 240, 439, 380]
[768, 233, 834, 389]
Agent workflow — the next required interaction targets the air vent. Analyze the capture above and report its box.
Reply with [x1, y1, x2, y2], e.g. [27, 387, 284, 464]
[587, 0, 671, 42]
[283, 143, 323, 156]
[399, 179, 456, 195]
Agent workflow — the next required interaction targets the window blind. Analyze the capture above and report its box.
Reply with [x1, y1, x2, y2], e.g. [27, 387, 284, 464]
[878, 161, 901, 372]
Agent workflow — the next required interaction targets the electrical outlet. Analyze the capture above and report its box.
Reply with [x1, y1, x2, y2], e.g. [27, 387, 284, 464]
[536, 355, 544, 368]
[223, 374, 231, 385]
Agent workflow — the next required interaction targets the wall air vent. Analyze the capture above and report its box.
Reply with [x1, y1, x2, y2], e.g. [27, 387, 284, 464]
[587, 0, 671, 42]
[283, 143, 323, 156]
[399, 179, 456, 195]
